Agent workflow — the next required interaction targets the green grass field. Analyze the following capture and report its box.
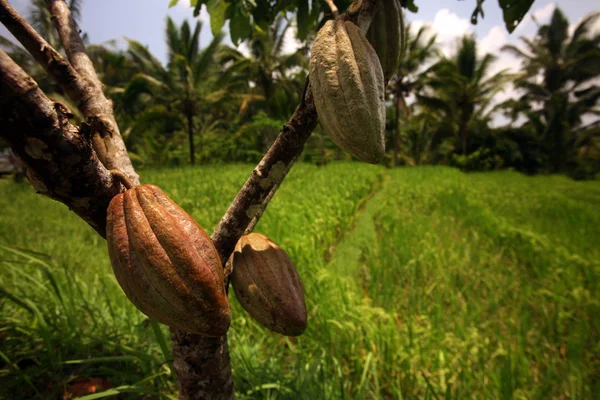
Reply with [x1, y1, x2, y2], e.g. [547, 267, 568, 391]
[1, 164, 599, 399]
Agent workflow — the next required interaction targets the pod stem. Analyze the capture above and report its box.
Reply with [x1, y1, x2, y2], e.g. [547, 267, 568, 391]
[324, 0, 340, 19]
[109, 169, 135, 190]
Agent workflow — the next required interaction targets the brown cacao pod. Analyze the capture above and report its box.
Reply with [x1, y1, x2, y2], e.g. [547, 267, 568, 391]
[310, 19, 386, 164]
[230, 233, 307, 336]
[366, 0, 404, 80]
[106, 184, 230, 336]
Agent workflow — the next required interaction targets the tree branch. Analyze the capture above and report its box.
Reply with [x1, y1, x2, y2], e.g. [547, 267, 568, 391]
[45, 0, 138, 185]
[210, 85, 319, 265]
[0, 0, 86, 102]
[0, 50, 121, 237]
[169, 2, 382, 399]
[2, 1, 382, 398]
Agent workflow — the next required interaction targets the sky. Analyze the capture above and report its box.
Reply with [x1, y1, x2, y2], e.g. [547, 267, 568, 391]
[1, 0, 599, 126]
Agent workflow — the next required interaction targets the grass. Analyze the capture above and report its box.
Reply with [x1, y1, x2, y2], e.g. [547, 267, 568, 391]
[0, 163, 598, 399]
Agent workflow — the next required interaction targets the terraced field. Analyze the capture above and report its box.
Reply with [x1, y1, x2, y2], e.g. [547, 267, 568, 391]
[1, 164, 598, 399]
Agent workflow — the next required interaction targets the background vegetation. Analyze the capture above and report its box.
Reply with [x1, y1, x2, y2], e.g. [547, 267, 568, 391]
[1, 1, 600, 399]
[2, 1, 599, 178]
[1, 165, 599, 398]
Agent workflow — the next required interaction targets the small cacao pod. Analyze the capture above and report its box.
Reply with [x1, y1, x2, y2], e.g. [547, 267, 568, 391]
[106, 184, 230, 336]
[366, 0, 404, 80]
[310, 19, 386, 164]
[230, 233, 307, 336]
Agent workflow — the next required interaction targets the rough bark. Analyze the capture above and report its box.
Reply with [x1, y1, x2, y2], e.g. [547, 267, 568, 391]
[46, 0, 138, 184]
[168, 2, 382, 398]
[187, 113, 195, 166]
[0, 0, 87, 102]
[210, 85, 318, 265]
[0, 50, 121, 237]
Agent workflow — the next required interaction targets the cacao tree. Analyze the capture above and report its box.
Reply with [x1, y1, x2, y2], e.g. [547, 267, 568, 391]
[0, 0, 533, 398]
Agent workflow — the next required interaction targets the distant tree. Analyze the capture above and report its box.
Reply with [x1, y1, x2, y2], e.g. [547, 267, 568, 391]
[502, 8, 600, 174]
[419, 35, 509, 155]
[217, 15, 308, 150]
[388, 22, 438, 164]
[30, 0, 84, 50]
[124, 17, 227, 165]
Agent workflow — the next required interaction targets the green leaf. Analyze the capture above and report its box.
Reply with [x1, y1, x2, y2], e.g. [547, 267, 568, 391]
[471, 0, 485, 25]
[150, 320, 174, 372]
[498, 0, 534, 33]
[229, 8, 251, 46]
[402, 0, 418, 13]
[297, 0, 309, 41]
[206, 0, 228, 36]
[168, 0, 179, 7]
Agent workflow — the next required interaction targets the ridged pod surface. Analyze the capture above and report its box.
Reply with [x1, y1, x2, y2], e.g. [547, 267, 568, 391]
[106, 185, 230, 336]
[366, 0, 403, 80]
[230, 233, 307, 336]
[310, 19, 386, 164]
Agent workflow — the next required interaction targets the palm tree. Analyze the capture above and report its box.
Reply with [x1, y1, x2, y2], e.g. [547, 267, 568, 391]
[387, 22, 438, 164]
[419, 35, 509, 155]
[29, 0, 84, 51]
[217, 14, 308, 152]
[502, 8, 600, 173]
[124, 17, 227, 165]
[236, 15, 307, 116]
[0, 0, 84, 92]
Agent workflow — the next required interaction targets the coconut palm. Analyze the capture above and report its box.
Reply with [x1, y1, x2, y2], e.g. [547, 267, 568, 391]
[0, 0, 84, 91]
[219, 15, 308, 121]
[419, 35, 510, 155]
[29, 0, 84, 51]
[502, 8, 600, 173]
[124, 17, 228, 165]
[387, 22, 438, 164]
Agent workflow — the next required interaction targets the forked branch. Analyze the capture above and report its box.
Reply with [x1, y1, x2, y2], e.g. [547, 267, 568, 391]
[172, 1, 383, 399]
[45, 0, 138, 183]
[0, 50, 121, 237]
[0, 0, 383, 398]
[0, 0, 87, 102]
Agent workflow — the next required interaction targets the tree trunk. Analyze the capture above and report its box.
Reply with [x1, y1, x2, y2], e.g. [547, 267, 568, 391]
[458, 105, 471, 155]
[394, 92, 409, 166]
[188, 113, 195, 166]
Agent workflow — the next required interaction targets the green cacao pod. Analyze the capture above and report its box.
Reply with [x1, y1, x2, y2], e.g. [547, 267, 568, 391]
[310, 19, 386, 164]
[106, 184, 230, 336]
[230, 233, 307, 336]
[366, 0, 404, 80]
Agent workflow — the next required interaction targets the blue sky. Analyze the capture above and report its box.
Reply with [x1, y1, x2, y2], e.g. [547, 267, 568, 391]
[1, 0, 599, 125]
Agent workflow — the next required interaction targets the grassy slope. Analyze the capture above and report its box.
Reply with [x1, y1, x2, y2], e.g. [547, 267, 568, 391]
[0, 164, 598, 399]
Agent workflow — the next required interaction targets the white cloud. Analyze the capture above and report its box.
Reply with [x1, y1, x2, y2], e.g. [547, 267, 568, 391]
[479, 26, 507, 56]
[512, 2, 556, 35]
[236, 42, 251, 57]
[568, 11, 600, 37]
[432, 9, 472, 40]
[415, 9, 472, 57]
[169, 0, 210, 24]
[533, 2, 557, 22]
[280, 23, 302, 55]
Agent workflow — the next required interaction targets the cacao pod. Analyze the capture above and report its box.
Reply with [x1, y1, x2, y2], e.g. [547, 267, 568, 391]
[366, 0, 404, 80]
[106, 184, 230, 336]
[310, 19, 386, 164]
[230, 233, 307, 336]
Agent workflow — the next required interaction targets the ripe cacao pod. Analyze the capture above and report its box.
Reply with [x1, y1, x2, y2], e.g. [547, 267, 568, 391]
[230, 233, 307, 336]
[106, 184, 230, 336]
[366, 0, 404, 80]
[310, 19, 386, 164]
